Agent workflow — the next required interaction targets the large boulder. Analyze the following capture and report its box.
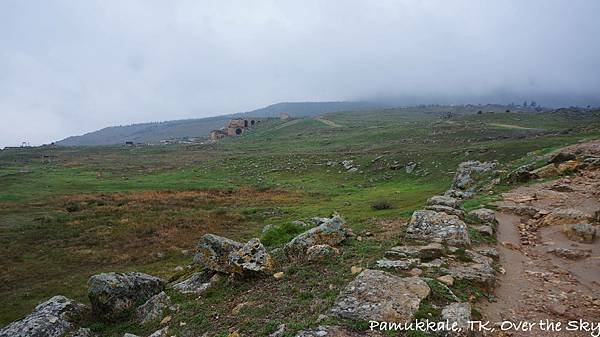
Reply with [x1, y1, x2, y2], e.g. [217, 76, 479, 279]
[172, 269, 220, 294]
[0, 296, 88, 337]
[330, 269, 430, 322]
[228, 238, 275, 274]
[406, 210, 470, 247]
[194, 234, 244, 272]
[87, 272, 165, 321]
[284, 215, 348, 258]
[194, 234, 273, 275]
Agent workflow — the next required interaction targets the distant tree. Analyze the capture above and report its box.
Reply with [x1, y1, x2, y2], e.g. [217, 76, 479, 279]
[531, 101, 537, 107]
[523, 101, 528, 106]
[477, 110, 483, 114]
[506, 109, 510, 113]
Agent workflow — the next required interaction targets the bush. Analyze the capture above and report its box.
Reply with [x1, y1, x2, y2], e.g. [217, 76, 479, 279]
[261, 222, 306, 246]
[371, 200, 392, 210]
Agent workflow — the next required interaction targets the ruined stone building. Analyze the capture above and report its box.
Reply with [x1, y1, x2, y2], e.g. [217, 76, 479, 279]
[209, 118, 259, 140]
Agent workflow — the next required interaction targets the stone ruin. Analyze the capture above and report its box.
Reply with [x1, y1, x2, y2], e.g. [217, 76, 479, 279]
[209, 118, 259, 140]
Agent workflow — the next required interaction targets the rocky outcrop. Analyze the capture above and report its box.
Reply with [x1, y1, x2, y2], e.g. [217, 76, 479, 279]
[172, 269, 220, 294]
[425, 205, 465, 218]
[0, 295, 88, 337]
[330, 269, 430, 322]
[284, 215, 348, 258]
[194, 235, 274, 275]
[406, 210, 470, 246]
[87, 272, 165, 321]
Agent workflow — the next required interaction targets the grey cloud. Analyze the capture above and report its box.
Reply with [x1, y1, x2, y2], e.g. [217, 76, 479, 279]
[1, 0, 599, 147]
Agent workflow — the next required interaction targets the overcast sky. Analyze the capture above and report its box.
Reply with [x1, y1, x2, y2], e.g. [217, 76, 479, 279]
[1, 0, 599, 147]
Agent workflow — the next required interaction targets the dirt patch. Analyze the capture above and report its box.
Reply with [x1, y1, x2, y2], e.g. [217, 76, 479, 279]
[482, 167, 600, 336]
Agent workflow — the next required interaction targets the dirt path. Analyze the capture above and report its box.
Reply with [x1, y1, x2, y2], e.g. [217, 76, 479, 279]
[314, 117, 343, 128]
[481, 169, 600, 336]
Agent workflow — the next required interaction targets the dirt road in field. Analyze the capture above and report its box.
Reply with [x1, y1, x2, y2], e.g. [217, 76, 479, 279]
[481, 153, 600, 336]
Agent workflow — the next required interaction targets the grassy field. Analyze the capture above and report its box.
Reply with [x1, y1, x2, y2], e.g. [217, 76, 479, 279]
[1, 106, 599, 335]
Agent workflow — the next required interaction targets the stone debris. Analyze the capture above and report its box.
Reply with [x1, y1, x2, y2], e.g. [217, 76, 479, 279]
[548, 247, 591, 260]
[295, 325, 384, 337]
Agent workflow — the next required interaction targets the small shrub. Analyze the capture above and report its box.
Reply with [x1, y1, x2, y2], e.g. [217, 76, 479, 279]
[371, 200, 392, 210]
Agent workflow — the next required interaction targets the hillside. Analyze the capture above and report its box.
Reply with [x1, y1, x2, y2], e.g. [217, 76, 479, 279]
[55, 101, 387, 146]
[1, 107, 599, 336]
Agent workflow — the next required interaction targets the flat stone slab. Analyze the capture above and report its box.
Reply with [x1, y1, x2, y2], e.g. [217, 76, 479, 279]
[330, 269, 430, 322]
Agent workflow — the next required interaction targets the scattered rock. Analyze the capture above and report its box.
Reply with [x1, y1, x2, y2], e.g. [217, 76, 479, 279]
[228, 238, 275, 275]
[147, 326, 169, 337]
[548, 247, 591, 260]
[445, 262, 495, 288]
[447, 161, 496, 197]
[134, 292, 175, 324]
[123, 334, 140, 337]
[385, 243, 444, 260]
[350, 266, 363, 275]
[306, 244, 340, 262]
[261, 224, 274, 234]
[497, 205, 541, 217]
[548, 152, 576, 164]
[194, 234, 243, 273]
[406, 210, 470, 246]
[475, 247, 499, 259]
[172, 269, 220, 294]
[425, 205, 465, 218]
[195, 235, 274, 275]
[441, 303, 471, 337]
[542, 209, 591, 226]
[295, 325, 383, 337]
[376, 259, 417, 270]
[268, 324, 286, 337]
[473, 225, 494, 236]
[468, 208, 497, 224]
[88, 272, 164, 321]
[550, 183, 573, 192]
[506, 164, 535, 184]
[0, 296, 88, 337]
[427, 195, 460, 208]
[437, 275, 455, 286]
[563, 223, 596, 243]
[273, 272, 284, 279]
[68, 328, 95, 337]
[284, 215, 348, 258]
[330, 269, 430, 322]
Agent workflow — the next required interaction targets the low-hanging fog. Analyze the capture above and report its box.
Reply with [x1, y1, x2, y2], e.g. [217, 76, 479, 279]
[1, 0, 599, 147]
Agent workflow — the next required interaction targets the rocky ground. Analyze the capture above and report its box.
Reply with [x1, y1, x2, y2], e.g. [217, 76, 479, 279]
[482, 154, 600, 336]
